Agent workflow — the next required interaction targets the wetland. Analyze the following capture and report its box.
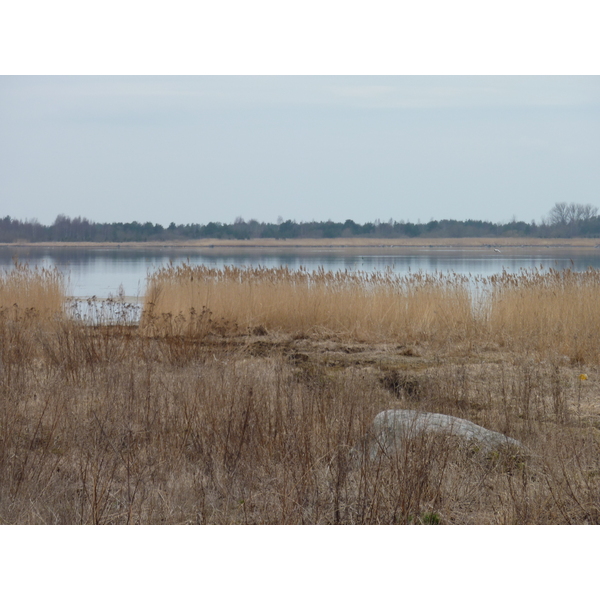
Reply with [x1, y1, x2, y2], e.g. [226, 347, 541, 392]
[2, 240, 600, 524]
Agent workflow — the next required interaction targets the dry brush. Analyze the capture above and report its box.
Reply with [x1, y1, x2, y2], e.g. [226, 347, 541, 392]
[1, 264, 600, 524]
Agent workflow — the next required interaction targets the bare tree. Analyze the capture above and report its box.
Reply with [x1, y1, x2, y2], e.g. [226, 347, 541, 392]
[548, 202, 598, 226]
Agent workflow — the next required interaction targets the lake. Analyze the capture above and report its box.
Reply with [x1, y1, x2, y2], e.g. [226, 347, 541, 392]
[2, 245, 600, 299]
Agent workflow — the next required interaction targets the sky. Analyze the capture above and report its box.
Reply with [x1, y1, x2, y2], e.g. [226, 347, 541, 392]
[1, 75, 599, 228]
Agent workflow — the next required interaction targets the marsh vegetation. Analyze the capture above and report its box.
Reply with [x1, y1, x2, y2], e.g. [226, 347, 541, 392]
[1, 264, 600, 524]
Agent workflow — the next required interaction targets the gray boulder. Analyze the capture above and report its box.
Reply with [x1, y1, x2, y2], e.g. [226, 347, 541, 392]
[371, 409, 526, 457]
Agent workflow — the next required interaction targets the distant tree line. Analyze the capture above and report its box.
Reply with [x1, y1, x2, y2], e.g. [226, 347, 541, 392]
[1, 203, 599, 243]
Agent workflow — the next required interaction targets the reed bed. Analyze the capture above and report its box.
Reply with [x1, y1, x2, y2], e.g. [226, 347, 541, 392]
[487, 268, 600, 363]
[0, 263, 67, 321]
[143, 264, 600, 365]
[2, 263, 600, 524]
[143, 264, 475, 343]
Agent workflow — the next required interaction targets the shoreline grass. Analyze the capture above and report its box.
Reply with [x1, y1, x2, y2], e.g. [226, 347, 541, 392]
[2, 264, 600, 524]
[143, 265, 475, 343]
[0, 262, 67, 321]
[143, 264, 600, 365]
[3, 236, 600, 249]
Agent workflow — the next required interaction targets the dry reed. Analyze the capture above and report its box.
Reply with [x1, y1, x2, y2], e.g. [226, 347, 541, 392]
[143, 264, 600, 365]
[2, 263, 600, 524]
[0, 263, 67, 321]
[143, 264, 474, 344]
[486, 267, 600, 363]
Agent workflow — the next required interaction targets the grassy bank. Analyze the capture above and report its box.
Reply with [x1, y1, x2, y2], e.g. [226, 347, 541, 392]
[1, 265, 600, 524]
[144, 264, 600, 365]
[0, 262, 66, 321]
[3, 236, 600, 248]
[143, 265, 474, 344]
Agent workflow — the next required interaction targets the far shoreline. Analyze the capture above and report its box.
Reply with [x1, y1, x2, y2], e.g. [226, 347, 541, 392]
[2, 237, 600, 250]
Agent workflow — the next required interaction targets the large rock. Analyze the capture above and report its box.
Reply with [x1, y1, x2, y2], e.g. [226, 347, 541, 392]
[371, 409, 526, 457]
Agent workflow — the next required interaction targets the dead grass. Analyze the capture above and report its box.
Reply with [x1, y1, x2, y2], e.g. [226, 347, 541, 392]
[2, 322, 600, 524]
[487, 268, 600, 364]
[143, 264, 600, 366]
[2, 264, 600, 524]
[5, 236, 600, 248]
[143, 265, 475, 345]
[0, 262, 66, 321]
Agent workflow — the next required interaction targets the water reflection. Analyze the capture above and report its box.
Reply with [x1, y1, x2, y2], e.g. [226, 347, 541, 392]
[1, 246, 600, 299]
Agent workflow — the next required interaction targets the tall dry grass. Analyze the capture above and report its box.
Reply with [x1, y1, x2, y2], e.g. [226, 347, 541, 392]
[0, 265, 68, 388]
[143, 264, 600, 364]
[3, 262, 600, 523]
[487, 268, 600, 363]
[1, 322, 599, 524]
[0, 263, 67, 321]
[143, 264, 474, 343]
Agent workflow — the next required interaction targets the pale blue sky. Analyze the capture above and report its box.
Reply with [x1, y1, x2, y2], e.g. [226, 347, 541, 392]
[1, 76, 599, 227]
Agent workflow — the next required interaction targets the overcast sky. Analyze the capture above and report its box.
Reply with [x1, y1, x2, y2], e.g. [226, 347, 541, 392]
[1, 76, 599, 227]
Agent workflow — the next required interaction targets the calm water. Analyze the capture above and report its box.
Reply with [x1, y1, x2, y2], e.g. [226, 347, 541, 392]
[2, 245, 600, 299]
